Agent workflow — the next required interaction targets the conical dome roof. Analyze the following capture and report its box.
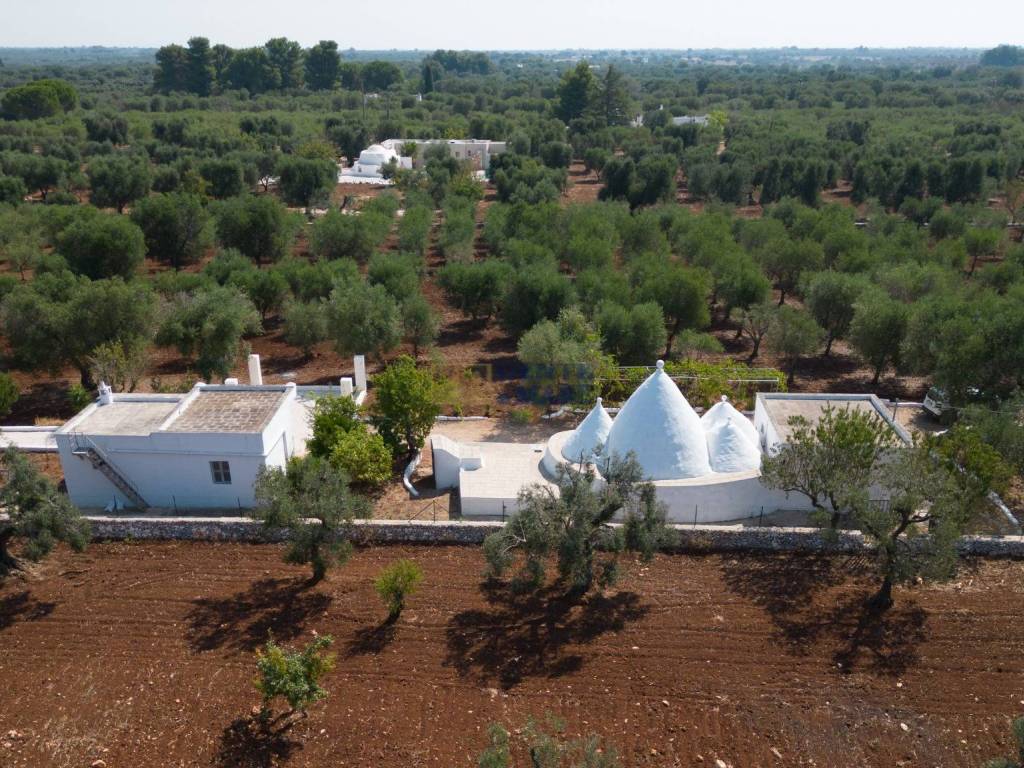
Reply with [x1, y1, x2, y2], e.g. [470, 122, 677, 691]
[701, 395, 759, 446]
[707, 419, 761, 473]
[561, 397, 613, 463]
[603, 361, 712, 480]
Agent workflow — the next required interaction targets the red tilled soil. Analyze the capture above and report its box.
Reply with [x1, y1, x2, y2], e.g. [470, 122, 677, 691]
[2, 543, 1023, 768]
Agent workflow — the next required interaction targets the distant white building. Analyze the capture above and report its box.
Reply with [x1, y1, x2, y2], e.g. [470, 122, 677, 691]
[672, 114, 710, 127]
[341, 138, 508, 183]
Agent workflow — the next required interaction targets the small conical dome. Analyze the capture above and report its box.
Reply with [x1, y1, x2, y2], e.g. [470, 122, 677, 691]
[707, 419, 761, 473]
[603, 361, 712, 480]
[561, 397, 613, 463]
[701, 395, 758, 446]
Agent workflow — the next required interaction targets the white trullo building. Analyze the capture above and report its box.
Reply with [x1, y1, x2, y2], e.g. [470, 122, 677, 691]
[439, 360, 910, 521]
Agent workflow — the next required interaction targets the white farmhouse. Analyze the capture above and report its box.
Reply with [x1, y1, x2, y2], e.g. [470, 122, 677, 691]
[14, 354, 372, 512]
[54, 383, 311, 511]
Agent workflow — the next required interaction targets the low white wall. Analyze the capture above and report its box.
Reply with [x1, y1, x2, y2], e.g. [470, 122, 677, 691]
[431, 436, 463, 490]
[527, 431, 815, 524]
[650, 473, 815, 523]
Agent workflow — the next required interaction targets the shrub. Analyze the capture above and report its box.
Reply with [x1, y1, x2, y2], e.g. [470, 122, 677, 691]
[373, 559, 424, 619]
[508, 407, 533, 426]
[66, 383, 93, 412]
[254, 635, 336, 716]
[0, 372, 19, 419]
[330, 426, 393, 488]
[307, 395, 360, 458]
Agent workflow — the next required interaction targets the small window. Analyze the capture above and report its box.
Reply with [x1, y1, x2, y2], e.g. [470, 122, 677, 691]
[210, 461, 232, 485]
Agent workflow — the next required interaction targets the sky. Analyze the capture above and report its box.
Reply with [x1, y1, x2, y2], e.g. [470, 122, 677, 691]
[1, 0, 1021, 51]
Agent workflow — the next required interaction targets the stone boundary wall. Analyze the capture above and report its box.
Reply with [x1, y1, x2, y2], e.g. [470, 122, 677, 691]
[85, 516, 1024, 558]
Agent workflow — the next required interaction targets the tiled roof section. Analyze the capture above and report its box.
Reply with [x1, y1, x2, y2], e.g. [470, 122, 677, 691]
[166, 390, 287, 433]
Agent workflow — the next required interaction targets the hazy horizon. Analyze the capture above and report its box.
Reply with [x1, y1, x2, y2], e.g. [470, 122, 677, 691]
[2, 0, 1021, 51]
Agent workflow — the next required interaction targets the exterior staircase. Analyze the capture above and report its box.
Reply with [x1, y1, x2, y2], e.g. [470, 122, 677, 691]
[70, 434, 149, 510]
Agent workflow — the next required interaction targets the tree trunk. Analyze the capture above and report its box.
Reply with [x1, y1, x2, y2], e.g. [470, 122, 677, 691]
[79, 365, 97, 391]
[968, 253, 979, 277]
[871, 366, 881, 386]
[777, 289, 786, 306]
[869, 574, 894, 613]
[823, 333, 835, 357]
[664, 320, 680, 359]
[0, 528, 19, 574]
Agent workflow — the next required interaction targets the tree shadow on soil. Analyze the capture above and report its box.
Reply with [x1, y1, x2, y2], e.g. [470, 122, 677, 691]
[720, 555, 927, 675]
[215, 714, 302, 768]
[186, 577, 332, 654]
[444, 581, 648, 689]
[345, 614, 398, 657]
[0, 590, 57, 632]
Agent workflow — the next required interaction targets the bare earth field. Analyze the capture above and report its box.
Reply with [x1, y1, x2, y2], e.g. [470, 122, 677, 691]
[2, 543, 1023, 767]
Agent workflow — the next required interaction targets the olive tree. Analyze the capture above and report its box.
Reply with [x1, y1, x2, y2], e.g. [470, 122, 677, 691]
[215, 194, 296, 265]
[155, 285, 261, 381]
[848, 290, 908, 384]
[760, 405, 899, 530]
[277, 156, 336, 211]
[253, 455, 369, 582]
[985, 717, 1024, 768]
[254, 635, 336, 718]
[802, 271, 866, 356]
[857, 439, 975, 611]
[483, 454, 676, 597]
[765, 306, 822, 385]
[731, 301, 775, 361]
[131, 192, 210, 271]
[518, 308, 609, 406]
[57, 212, 146, 280]
[1, 447, 89, 575]
[325, 280, 401, 361]
[1, 275, 156, 388]
[87, 155, 151, 214]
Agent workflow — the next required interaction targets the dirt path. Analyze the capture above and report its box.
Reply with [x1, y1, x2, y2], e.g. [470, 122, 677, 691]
[2, 543, 1023, 767]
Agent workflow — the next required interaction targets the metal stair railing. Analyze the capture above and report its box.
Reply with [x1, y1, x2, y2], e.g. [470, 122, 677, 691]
[69, 432, 149, 510]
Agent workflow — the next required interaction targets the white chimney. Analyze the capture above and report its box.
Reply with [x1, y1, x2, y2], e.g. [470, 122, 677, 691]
[339, 377, 354, 398]
[247, 354, 263, 385]
[97, 382, 114, 406]
[224, 377, 239, 386]
[353, 355, 367, 393]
